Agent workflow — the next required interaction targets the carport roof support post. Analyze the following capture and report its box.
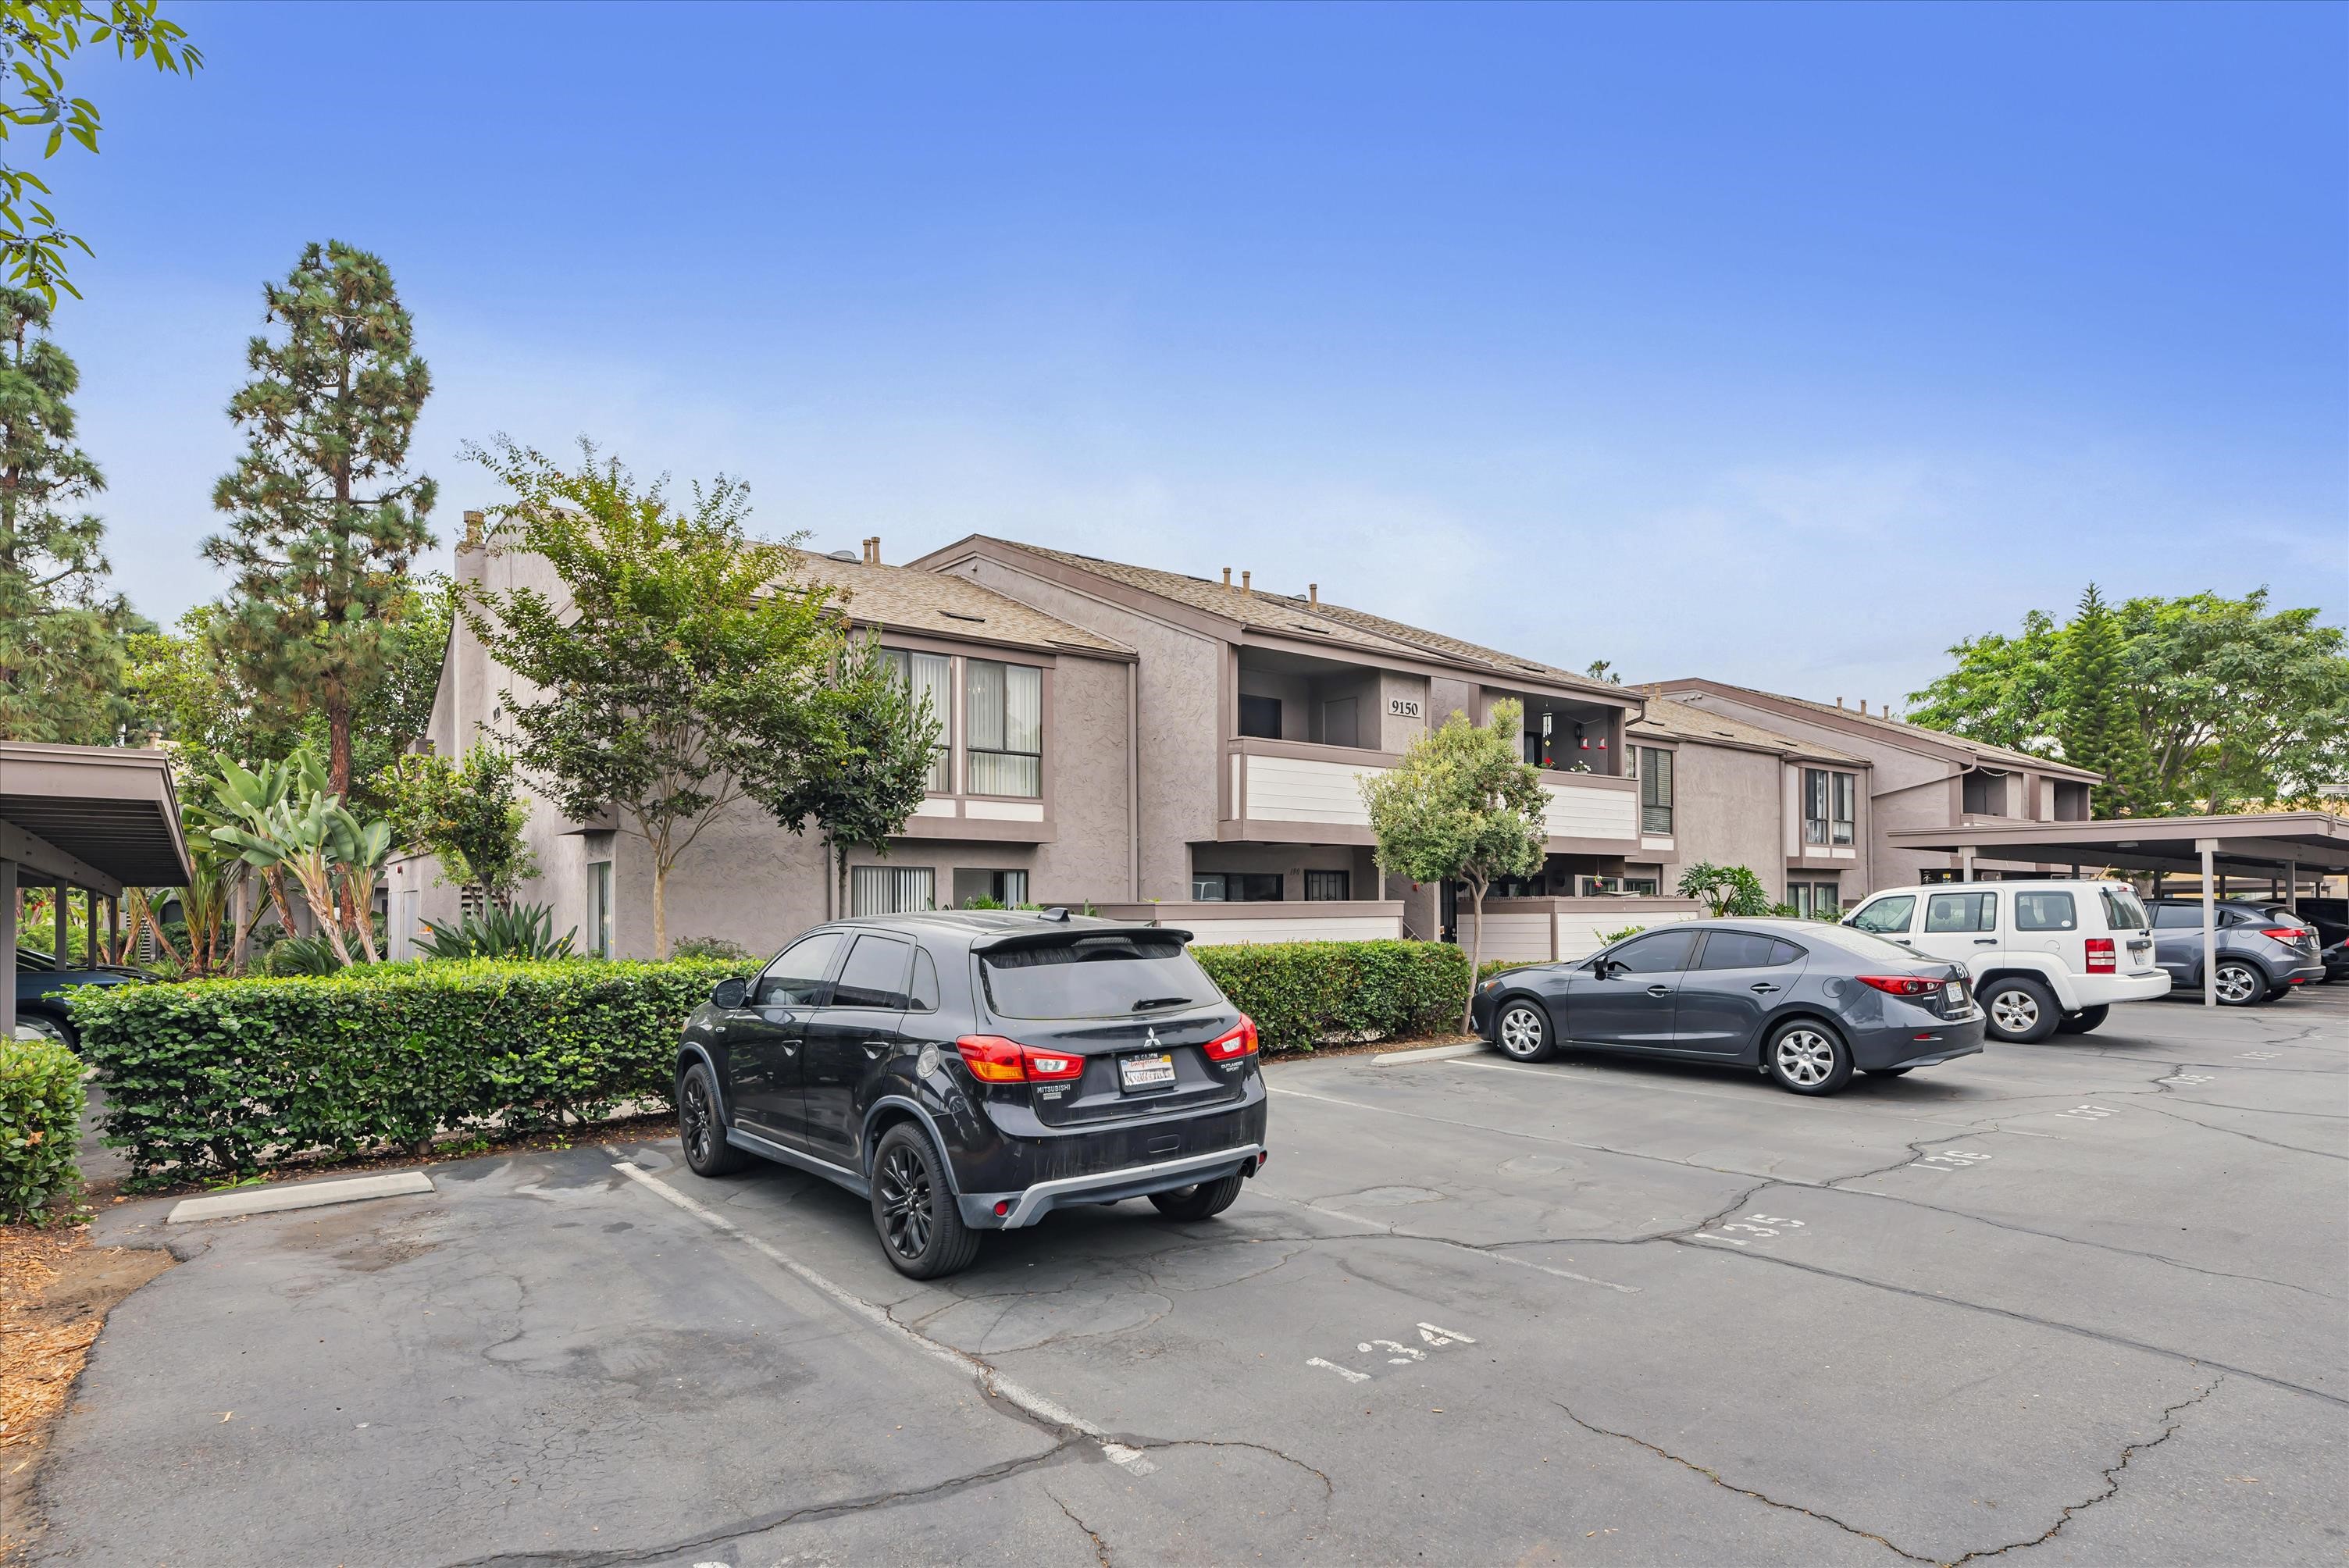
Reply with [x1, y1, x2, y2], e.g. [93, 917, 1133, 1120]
[2198, 838, 2218, 1009]
[1, 857, 15, 1039]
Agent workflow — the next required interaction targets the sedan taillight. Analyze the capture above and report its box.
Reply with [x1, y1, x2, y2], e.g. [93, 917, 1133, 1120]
[1856, 975, 1941, 997]
[1203, 1014, 1260, 1060]
[954, 1036, 1087, 1083]
[2085, 937, 2115, 974]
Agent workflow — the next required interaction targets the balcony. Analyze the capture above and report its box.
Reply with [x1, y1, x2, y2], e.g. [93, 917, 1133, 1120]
[1217, 736, 1641, 850]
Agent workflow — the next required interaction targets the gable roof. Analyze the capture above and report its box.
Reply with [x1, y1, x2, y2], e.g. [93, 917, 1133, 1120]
[788, 551, 1130, 657]
[1629, 697, 1865, 765]
[1656, 678, 2098, 781]
[964, 539, 1630, 700]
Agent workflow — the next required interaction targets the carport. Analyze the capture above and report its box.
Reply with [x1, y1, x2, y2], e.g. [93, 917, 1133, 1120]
[1, 742, 191, 1038]
[1886, 812, 2349, 1008]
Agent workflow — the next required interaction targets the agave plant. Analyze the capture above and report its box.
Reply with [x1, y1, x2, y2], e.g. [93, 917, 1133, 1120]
[415, 903, 579, 961]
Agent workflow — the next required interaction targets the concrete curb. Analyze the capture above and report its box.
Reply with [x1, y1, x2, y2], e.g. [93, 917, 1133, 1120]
[167, 1171, 436, 1224]
[1371, 1042, 1489, 1066]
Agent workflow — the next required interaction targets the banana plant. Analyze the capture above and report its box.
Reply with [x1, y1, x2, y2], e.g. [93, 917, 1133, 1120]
[208, 766, 394, 969]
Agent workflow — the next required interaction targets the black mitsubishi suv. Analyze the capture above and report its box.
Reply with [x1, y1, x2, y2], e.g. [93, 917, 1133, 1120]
[675, 911, 1270, 1278]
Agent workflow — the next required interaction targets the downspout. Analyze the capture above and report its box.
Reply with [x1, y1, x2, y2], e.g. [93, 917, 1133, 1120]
[1127, 659, 1141, 901]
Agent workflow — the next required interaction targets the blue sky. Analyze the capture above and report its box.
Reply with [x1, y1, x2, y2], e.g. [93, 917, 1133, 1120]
[55, 1, 2349, 701]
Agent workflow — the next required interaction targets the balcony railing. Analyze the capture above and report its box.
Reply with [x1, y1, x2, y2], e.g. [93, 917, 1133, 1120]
[1221, 736, 1638, 846]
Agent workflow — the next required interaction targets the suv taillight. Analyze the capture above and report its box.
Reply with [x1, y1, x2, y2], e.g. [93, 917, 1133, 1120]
[2085, 938, 2115, 974]
[1203, 1014, 1260, 1060]
[2259, 928, 2307, 943]
[954, 1036, 1087, 1083]
[1857, 975, 1940, 997]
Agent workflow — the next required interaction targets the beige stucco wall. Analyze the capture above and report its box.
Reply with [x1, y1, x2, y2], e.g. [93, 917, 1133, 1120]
[1662, 741, 1786, 894]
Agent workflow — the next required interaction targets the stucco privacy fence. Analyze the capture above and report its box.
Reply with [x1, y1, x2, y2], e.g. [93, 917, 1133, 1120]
[1460, 896, 1708, 966]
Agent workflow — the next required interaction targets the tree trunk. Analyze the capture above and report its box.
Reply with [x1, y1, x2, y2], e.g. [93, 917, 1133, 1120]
[1462, 878, 1486, 1035]
[230, 873, 251, 975]
[834, 838, 850, 921]
[652, 857, 668, 960]
[327, 695, 353, 800]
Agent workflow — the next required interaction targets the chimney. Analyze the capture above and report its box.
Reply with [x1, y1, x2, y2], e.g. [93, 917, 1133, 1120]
[1835, 697, 1845, 709]
[1221, 567, 1232, 590]
[462, 509, 484, 551]
[1859, 699, 1869, 715]
[863, 536, 881, 565]
[1241, 570, 1252, 594]
[1308, 583, 1318, 605]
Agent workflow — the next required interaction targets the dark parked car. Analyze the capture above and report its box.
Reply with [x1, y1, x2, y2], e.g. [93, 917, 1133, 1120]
[2147, 899, 2324, 1005]
[1470, 918, 1985, 1096]
[15, 948, 148, 1046]
[676, 911, 1270, 1278]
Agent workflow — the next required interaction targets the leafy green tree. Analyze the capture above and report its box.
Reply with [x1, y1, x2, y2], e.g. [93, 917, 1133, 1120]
[203, 240, 437, 800]
[2052, 584, 2154, 817]
[0, 283, 131, 740]
[385, 742, 538, 907]
[1909, 588, 2349, 813]
[1360, 697, 1547, 1028]
[754, 632, 941, 918]
[458, 437, 840, 957]
[1676, 861, 1773, 917]
[0, 2, 201, 302]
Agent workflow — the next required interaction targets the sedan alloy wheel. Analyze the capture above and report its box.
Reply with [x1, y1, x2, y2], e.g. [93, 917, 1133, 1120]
[1775, 1028, 1837, 1087]
[1495, 1001, 1554, 1062]
[2215, 962, 2263, 1006]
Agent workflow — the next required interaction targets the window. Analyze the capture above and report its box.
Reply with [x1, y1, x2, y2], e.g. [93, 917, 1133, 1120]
[2013, 891, 2077, 932]
[966, 659, 1042, 796]
[981, 935, 1215, 1020]
[1303, 869, 1350, 901]
[2101, 888, 2148, 931]
[908, 947, 940, 1012]
[1787, 881, 1841, 918]
[1924, 892, 1998, 933]
[587, 861, 614, 958]
[832, 935, 913, 1010]
[1239, 693, 1282, 739]
[1192, 871, 1282, 902]
[881, 648, 952, 792]
[2151, 903, 2204, 929]
[1601, 928, 1699, 974]
[1962, 771, 2007, 817]
[755, 930, 842, 1006]
[953, 868, 1028, 908]
[1803, 769, 1855, 846]
[1849, 895, 1915, 936]
[1578, 873, 1660, 896]
[1696, 931, 1800, 970]
[850, 864, 936, 916]
[1639, 747, 1674, 836]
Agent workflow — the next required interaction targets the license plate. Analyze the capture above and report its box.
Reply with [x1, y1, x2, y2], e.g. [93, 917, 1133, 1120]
[1944, 981, 1967, 1004]
[1118, 1052, 1177, 1092]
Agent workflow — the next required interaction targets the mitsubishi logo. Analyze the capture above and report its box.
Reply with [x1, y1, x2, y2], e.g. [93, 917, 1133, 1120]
[1144, 1026, 1161, 1051]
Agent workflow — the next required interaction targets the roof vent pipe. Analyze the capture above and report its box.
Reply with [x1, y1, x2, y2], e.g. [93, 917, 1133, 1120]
[1859, 699, 1869, 715]
[1241, 570, 1251, 594]
[864, 536, 882, 565]
[1836, 697, 1845, 708]
[1308, 583, 1318, 605]
[1221, 567, 1232, 590]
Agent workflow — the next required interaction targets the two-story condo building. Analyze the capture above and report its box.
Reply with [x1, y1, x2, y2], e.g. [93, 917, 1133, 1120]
[1653, 679, 2100, 889]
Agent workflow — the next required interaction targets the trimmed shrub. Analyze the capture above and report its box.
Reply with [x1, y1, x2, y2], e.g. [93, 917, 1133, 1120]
[68, 958, 733, 1190]
[1194, 939, 1469, 1053]
[1, 1036, 87, 1223]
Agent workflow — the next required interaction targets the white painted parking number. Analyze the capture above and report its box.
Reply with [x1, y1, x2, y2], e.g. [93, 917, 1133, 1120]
[1695, 1213, 1806, 1248]
[2058, 1104, 2120, 1121]
[1308, 1321, 1477, 1383]
[1911, 1148, 1993, 1171]
[2161, 1072, 2215, 1087]
[2237, 1052, 2277, 1060]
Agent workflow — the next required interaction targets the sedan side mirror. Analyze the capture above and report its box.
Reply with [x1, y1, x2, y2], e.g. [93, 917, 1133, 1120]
[711, 977, 748, 1010]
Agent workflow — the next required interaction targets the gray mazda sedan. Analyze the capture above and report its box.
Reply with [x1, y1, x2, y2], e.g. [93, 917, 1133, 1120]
[1470, 918, 1986, 1094]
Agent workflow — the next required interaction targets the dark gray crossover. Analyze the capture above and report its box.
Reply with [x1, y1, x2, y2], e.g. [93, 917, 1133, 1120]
[2148, 898, 2325, 1004]
[1470, 918, 1986, 1095]
[675, 910, 1269, 1278]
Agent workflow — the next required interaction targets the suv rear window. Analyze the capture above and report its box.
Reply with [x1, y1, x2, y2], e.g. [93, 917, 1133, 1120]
[981, 935, 1218, 1019]
[2101, 888, 2148, 931]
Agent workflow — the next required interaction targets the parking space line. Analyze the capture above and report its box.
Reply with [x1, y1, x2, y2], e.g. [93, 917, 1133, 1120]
[611, 1162, 1159, 1475]
[1450, 1058, 1987, 1128]
[1248, 1189, 1641, 1294]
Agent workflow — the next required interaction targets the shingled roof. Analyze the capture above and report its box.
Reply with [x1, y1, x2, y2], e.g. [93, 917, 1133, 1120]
[1659, 679, 2095, 779]
[787, 551, 1131, 657]
[1630, 696, 1865, 765]
[983, 540, 1626, 697]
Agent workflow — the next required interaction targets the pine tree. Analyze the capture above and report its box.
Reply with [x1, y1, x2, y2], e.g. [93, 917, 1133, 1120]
[0, 285, 130, 743]
[203, 241, 435, 797]
[2055, 583, 2155, 817]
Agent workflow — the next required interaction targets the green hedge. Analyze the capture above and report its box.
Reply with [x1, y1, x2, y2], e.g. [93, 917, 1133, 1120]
[2, 1036, 87, 1223]
[1194, 939, 1469, 1053]
[69, 958, 733, 1191]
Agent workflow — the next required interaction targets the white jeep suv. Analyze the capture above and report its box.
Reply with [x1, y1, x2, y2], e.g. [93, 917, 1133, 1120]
[1843, 880, 2170, 1042]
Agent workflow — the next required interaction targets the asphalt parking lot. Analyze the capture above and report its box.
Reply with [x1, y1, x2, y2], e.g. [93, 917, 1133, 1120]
[37, 985, 2349, 1567]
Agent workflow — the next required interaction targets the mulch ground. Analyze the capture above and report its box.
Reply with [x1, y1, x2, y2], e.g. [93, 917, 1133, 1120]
[0, 1223, 174, 1563]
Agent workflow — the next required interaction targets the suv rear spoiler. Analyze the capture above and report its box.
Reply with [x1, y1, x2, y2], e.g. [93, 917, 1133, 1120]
[968, 921, 1196, 954]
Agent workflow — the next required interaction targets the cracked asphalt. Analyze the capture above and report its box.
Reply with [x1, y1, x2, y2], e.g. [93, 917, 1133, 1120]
[36, 985, 2347, 1566]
